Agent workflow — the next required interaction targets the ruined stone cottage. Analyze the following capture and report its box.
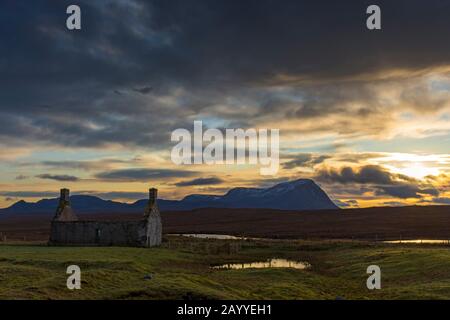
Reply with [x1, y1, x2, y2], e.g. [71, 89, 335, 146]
[49, 188, 162, 247]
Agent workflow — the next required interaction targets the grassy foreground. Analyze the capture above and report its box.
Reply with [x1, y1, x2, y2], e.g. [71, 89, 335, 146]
[1, 237, 450, 300]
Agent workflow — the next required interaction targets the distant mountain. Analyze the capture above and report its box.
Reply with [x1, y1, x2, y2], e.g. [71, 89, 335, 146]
[176, 179, 339, 210]
[0, 196, 132, 216]
[0, 179, 338, 216]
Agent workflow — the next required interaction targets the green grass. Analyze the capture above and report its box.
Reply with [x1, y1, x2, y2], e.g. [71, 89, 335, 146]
[1, 237, 450, 299]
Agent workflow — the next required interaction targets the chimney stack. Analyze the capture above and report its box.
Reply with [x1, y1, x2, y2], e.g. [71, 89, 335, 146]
[149, 188, 157, 206]
[54, 188, 77, 221]
[60, 188, 70, 204]
[144, 188, 158, 217]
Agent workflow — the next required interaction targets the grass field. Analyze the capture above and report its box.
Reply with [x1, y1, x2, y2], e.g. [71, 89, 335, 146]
[1, 236, 450, 300]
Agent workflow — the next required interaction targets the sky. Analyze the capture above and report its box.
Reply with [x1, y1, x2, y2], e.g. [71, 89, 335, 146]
[0, 0, 449, 209]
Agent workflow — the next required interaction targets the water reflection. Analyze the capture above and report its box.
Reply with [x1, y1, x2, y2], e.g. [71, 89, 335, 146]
[384, 239, 450, 244]
[171, 233, 246, 240]
[213, 259, 311, 270]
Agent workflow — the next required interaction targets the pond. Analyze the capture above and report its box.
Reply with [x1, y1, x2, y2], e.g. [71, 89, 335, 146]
[170, 233, 246, 240]
[212, 259, 311, 270]
[384, 239, 450, 244]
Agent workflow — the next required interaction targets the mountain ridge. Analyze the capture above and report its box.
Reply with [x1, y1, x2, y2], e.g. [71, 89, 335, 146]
[0, 179, 339, 215]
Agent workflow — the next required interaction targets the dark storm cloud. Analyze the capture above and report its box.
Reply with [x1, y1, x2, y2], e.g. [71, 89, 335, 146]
[146, 0, 450, 83]
[316, 165, 398, 185]
[375, 185, 438, 199]
[95, 168, 198, 182]
[316, 165, 440, 199]
[133, 86, 153, 95]
[30, 159, 130, 171]
[174, 177, 224, 187]
[336, 153, 382, 164]
[36, 174, 80, 182]
[283, 153, 331, 169]
[1, 0, 450, 148]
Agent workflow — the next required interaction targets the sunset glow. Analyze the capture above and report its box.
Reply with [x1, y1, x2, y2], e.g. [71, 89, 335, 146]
[0, 1, 449, 210]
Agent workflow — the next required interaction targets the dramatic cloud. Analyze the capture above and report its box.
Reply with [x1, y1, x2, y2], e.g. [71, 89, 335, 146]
[175, 177, 224, 187]
[0, 1, 449, 208]
[316, 165, 439, 199]
[133, 86, 153, 95]
[317, 165, 401, 185]
[283, 154, 331, 169]
[375, 185, 438, 199]
[0, 1, 449, 150]
[30, 159, 130, 171]
[36, 174, 80, 182]
[95, 168, 197, 182]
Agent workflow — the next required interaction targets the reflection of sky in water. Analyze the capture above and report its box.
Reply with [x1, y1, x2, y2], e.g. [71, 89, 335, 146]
[174, 233, 245, 240]
[385, 239, 450, 244]
[213, 259, 311, 270]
